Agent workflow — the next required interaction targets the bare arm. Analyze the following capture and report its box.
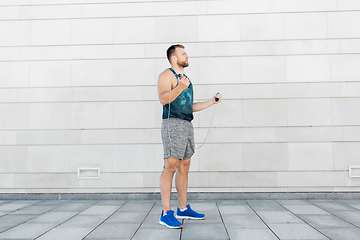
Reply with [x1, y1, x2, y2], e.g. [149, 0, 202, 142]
[193, 93, 222, 112]
[157, 70, 190, 105]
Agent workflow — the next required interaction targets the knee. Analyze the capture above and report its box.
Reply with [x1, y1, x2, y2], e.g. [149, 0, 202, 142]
[179, 160, 191, 172]
[163, 158, 179, 173]
[164, 165, 178, 175]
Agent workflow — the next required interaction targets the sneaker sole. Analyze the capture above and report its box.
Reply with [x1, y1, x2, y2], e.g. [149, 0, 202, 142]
[159, 220, 183, 229]
[175, 215, 205, 220]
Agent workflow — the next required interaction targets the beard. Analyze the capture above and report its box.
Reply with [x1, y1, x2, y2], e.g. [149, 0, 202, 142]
[177, 60, 189, 68]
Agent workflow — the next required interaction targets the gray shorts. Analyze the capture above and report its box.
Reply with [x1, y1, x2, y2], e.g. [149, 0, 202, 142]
[161, 118, 195, 160]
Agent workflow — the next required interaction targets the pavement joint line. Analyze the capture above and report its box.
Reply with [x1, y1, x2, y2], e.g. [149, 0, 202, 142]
[80, 200, 128, 240]
[179, 219, 184, 240]
[0, 200, 59, 237]
[308, 200, 360, 230]
[245, 200, 281, 240]
[130, 201, 156, 240]
[337, 200, 360, 213]
[33, 200, 100, 240]
[276, 200, 331, 240]
[215, 201, 231, 240]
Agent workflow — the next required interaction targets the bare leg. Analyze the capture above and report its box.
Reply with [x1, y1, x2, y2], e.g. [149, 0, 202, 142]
[160, 157, 179, 214]
[176, 158, 191, 210]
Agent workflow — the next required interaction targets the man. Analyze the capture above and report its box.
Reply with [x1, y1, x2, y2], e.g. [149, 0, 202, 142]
[157, 44, 221, 229]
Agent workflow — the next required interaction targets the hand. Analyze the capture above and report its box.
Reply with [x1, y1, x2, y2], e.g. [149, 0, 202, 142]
[178, 76, 190, 90]
[213, 92, 222, 104]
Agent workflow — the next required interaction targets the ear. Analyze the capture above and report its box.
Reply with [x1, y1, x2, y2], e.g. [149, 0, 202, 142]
[171, 54, 177, 64]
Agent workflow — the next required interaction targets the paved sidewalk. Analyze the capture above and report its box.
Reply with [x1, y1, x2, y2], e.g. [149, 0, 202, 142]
[0, 199, 360, 239]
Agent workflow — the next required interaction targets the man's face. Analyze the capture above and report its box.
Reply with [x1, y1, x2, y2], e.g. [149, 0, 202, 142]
[174, 48, 189, 68]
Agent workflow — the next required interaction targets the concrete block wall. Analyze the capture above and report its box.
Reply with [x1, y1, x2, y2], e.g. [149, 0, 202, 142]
[1, 0, 360, 194]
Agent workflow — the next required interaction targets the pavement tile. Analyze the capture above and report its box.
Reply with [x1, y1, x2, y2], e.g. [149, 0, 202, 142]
[337, 201, 360, 210]
[105, 211, 148, 223]
[216, 200, 247, 205]
[247, 200, 286, 211]
[227, 228, 278, 240]
[218, 204, 255, 215]
[0, 212, 7, 217]
[222, 214, 267, 229]
[94, 200, 126, 206]
[330, 211, 360, 225]
[256, 211, 302, 223]
[298, 214, 355, 228]
[0, 214, 36, 228]
[52, 202, 96, 212]
[13, 201, 40, 204]
[79, 205, 120, 215]
[0, 223, 57, 239]
[141, 212, 167, 229]
[185, 211, 222, 224]
[186, 201, 219, 212]
[57, 215, 108, 228]
[11, 205, 55, 215]
[309, 200, 356, 212]
[132, 227, 181, 240]
[347, 204, 360, 210]
[282, 204, 330, 215]
[84, 223, 139, 239]
[28, 211, 77, 223]
[33, 200, 68, 207]
[118, 201, 155, 212]
[339, 200, 360, 204]
[0, 239, 33, 240]
[181, 223, 229, 240]
[277, 200, 310, 205]
[36, 227, 93, 240]
[0, 202, 36, 212]
[0, 201, 10, 207]
[268, 223, 328, 239]
[318, 227, 360, 240]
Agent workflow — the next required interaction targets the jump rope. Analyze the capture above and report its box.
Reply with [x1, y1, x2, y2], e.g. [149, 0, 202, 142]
[164, 72, 219, 169]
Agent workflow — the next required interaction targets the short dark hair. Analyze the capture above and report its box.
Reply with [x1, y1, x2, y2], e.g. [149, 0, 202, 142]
[166, 44, 185, 63]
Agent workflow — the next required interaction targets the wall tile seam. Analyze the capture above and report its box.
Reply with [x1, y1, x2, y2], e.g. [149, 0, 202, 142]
[1, 143, 355, 147]
[1, 142, 358, 147]
[1, 0, 211, 7]
[2, 81, 360, 89]
[2, 9, 360, 21]
[0, 170, 348, 173]
[3, 97, 360, 104]
[0, 38, 358, 46]
[1, 125, 359, 130]
[0, 0, 356, 8]
[0, 96, 347, 101]
[0, 38, 351, 47]
[3, 140, 359, 146]
[4, 52, 360, 62]
[2, 186, 345, 189]
[1, 123, 359, 128]
[2, 81, 359, 87]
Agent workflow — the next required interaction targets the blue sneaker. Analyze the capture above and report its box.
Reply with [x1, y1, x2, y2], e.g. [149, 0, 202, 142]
[176, 204, 205, 220]
[159, 210, 183, 229]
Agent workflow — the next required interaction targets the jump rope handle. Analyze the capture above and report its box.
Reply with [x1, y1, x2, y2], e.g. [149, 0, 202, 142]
[215, 92, 220, 102]
[178, 74, 191, 89]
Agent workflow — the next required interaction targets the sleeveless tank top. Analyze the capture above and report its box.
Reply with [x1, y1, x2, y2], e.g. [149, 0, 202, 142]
[162, 68, 194, 122]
